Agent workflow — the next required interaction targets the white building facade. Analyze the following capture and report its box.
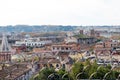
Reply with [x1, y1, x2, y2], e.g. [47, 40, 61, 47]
[15, 39, 52, 47]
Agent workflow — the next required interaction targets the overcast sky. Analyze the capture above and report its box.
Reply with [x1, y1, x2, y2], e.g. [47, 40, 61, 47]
[0, 0, 120, 26]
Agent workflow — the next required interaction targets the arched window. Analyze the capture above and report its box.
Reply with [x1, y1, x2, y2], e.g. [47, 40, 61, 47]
[62, 64, 65, 68]
[50, 64, 53, 68]
[56, 64, 59, 68]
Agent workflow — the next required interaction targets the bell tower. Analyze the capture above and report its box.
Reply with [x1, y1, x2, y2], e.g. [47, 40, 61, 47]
[0, 34, 11, 62]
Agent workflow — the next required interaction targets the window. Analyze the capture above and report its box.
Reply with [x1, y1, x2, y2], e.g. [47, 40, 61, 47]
[87, 42, 90, 44]
[57, 47, 59, 50]
[56, 64, 59, 67]
[50, 64, 53, 68]
[61, 47, 64, 50]
[53, 47, 55, 50]
[66, 47, 68, 50]
[62, 64, 65, 68]
[29, 44, 30, 46]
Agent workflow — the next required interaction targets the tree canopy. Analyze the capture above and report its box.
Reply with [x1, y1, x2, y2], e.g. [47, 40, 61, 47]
[31, 60, 120, 80]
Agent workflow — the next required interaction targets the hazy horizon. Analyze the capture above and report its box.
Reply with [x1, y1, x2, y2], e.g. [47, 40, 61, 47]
[1, 24, 120, 27]
[0, 0, 120, 26]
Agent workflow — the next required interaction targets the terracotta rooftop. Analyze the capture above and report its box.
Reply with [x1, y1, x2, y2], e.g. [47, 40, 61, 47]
[52, 44, 74, 47]
[33, 48, 51, 53]
[0, 64, 31, 79]
[48, 59, 60, 63]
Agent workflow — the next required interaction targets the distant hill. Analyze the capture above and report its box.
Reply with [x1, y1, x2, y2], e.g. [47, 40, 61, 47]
[0, 25, 119, 32]
[0, 25, 78, 32]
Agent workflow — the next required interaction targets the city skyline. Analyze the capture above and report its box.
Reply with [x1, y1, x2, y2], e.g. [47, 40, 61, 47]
[0, 0, 120, 26]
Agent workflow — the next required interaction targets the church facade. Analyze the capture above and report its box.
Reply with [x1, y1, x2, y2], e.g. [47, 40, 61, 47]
[0, 34, 11, 62]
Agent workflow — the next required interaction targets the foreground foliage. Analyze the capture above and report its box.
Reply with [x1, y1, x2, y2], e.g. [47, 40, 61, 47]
[31, 60, 120, 80]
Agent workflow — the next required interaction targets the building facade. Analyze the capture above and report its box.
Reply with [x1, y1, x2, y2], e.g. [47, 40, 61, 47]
[77, 37, 96, 44]
[0, 34, 12, 62]
[15, 39, 52, 47]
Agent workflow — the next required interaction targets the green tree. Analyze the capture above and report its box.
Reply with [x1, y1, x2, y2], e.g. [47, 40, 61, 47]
[70, 62, 84, 80]
[38, 68, 56, 80]
[31, 60, 120, 80]
[94, 66, 109, 79]
[88, 61, 98, 77]
[57, 68, 66, 77]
